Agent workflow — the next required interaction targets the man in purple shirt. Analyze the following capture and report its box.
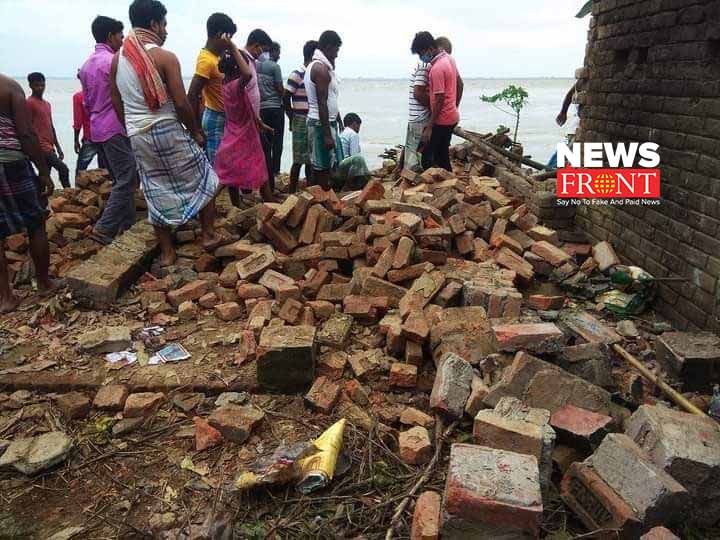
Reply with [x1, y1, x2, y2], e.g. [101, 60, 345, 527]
[79, 16, 138, 243]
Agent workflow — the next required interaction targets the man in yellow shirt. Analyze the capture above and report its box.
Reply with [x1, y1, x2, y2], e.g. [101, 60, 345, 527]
[187, 13, 237, 165]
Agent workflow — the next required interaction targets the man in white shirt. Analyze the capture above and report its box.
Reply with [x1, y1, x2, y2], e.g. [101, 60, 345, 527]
[336, 112, 369, 190]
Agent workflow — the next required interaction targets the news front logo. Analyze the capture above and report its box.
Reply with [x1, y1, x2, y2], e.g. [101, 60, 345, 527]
[556, 143, 661, 204]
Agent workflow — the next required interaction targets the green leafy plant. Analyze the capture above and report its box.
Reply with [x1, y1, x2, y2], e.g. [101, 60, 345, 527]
[576, 0, 592, 18]
[481, 85, 529, 144]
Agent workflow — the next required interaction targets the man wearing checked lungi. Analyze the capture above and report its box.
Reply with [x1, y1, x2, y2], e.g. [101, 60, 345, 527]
[111, 0, 223, 266]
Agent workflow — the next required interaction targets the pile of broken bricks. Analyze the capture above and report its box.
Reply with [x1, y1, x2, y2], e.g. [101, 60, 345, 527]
[5, 154, 720, 539]
[4, 168, 148, 284]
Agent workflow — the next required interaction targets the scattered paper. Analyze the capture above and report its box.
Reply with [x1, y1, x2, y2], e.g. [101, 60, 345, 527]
[105, 351, 137, 367]
[149, 343, 191, 365]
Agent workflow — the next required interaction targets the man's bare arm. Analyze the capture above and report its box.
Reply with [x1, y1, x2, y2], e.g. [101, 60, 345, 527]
[157, 50, 201, 137]
[413, 85, 429, 107]
[556, 83, 576, 126]
[456, 75, 464, 107]
[110, 54, 125, 125]
[282, 90, 293, 122]
[187, 75, 208, 126]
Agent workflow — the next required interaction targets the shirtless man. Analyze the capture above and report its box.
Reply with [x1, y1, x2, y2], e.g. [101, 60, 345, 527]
[0, 73, 56, 312]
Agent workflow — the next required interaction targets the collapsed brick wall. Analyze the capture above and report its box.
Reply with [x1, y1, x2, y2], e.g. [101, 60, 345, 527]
[576, 0, 720, 331]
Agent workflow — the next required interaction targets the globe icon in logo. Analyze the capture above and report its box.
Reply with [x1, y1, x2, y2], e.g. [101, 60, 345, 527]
[593, 172, 616, 195]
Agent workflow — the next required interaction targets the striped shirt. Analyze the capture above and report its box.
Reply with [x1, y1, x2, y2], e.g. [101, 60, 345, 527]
[285, 66, 308, 114]
[408, 62, 430, 123]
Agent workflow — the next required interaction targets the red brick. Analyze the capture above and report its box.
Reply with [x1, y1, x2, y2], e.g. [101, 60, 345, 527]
[208, 405, 264, 443]
[302, 269, 331, 297]
[167, 280, 209, 307]
[300, 306, 315, 326]
[527, 225, 559, 245]
[495, 247, 534, 281]
[357, 179, 386, 206]
[93, 384, 129, 411]
[387, 262, 434, 284]
[343, 295, 378, 323]
[124, 392, 165, 418]
[345, 378, 370, 406]
[307, 300, 335, 319]
[287, 192, 313, 228]
[219, 264, 239, 288]
[400, 407, 435, 428]
[392, 236, 415, 269]
[443, 444, 542, 537]
[178, 300, 198, 320]
[550, 404, 612, 447]
[317, 351, 348, 380]
[492, 322, 565, 354]
[56, 392, 91, 420]
[402, 311, 430, 343]
[271, 194, 299, 225]
[299, 204, 324, 245]
[405, 340, 424, 366]
[193, 416, 223, 451]
[527, 294, 565, 311]
[258, 219, 298, 254]
[473, 238, 492, 262]
[399, 426, 433, 465]
[490, 218, 508, 245]
[372, 244, 396, 278]
[304, 376, 341, 413]
[411, 491, 441, 540]
[235, 249, 276, 281]
[278, 298, 304, 324]
[561, 462, 642, 537]
[530, 241, 572, 266]
[563, 243, 592, 257]
[454, 231, 473, 255]
[592, 241, 620, 272]
[198, 292, 220, 309]
[214, 302, 242, 321]
[390, 362, 418, 388]
[194, 253, 219, 273]
[236, 283, 270, 299]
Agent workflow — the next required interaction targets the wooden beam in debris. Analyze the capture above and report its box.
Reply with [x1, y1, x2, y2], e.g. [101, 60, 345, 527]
[454, 126, 552, 173]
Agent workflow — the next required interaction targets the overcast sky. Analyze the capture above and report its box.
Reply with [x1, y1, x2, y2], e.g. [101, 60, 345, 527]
[1, 0, 590, 79]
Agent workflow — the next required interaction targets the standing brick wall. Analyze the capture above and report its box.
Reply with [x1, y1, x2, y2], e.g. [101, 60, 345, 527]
[576, 0, 720, 331]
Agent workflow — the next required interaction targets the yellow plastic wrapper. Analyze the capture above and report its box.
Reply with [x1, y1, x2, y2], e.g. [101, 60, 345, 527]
[297, 419, 346, 494]
[234, 418, 346, 494]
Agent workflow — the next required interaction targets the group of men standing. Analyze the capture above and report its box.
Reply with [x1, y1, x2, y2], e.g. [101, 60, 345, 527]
[0, 0, 463, 312]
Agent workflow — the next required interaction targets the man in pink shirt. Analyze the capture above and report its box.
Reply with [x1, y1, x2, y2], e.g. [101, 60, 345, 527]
[412, 32, 462, 171]
[79, 15, 138, 244]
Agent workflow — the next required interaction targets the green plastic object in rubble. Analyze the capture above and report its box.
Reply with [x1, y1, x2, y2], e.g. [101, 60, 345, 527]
[597, 266, 657, 316]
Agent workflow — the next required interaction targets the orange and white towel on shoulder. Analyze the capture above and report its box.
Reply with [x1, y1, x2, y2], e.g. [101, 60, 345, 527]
[122, 28, 168, 111]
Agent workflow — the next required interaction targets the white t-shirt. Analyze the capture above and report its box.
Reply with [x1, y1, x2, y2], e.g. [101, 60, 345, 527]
[340, 127, 361, 157]
[408, 62, 430, 124]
